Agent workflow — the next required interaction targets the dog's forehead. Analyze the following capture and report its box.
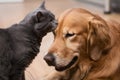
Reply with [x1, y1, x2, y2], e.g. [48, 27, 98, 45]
[55, 8, 95, 35]
[58, 8, 92, 21]
[56, 18, 88, 35]
[58, 10, 94, 33]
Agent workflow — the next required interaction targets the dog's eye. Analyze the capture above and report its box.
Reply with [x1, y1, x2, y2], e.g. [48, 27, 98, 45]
[65, 33, 75, 38]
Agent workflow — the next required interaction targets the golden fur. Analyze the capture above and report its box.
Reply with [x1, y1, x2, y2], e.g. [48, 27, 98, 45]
[44, 8, 120, 80]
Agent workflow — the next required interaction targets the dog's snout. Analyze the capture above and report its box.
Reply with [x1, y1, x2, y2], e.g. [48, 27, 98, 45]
[44, 53, 55, 66]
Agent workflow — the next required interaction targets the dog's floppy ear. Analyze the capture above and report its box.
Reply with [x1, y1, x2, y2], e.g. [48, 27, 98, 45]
[87, 16, 110, 61]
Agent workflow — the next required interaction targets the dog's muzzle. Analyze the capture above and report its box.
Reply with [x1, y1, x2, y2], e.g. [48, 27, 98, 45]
[55, 56, 78, 71]
[44, 53, 78, 71]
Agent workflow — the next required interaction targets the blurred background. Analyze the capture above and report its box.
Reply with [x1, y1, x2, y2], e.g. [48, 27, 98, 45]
[0, 0, 119, 80]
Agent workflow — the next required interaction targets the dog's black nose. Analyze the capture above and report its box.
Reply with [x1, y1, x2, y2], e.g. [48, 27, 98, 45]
[44, 53, 55, 66]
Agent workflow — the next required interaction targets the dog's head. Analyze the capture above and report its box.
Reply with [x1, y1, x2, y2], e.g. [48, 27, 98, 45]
[20, 1, 57, 34]
[44, 8, 111, 71]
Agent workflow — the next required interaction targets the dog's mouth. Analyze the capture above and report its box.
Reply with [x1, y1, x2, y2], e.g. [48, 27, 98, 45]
[55, 56, 78, 71]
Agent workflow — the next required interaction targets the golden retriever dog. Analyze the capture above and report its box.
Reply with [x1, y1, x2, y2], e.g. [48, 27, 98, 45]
[44, 8, 120, 80]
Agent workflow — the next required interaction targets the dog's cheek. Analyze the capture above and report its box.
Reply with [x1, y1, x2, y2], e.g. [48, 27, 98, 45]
[66, 39, 79, 51]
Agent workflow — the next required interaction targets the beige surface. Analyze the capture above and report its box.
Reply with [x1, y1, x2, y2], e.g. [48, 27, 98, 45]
[0, 0, 119, 80]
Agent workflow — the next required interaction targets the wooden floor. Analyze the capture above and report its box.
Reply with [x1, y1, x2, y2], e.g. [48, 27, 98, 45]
[0, 0, 119, 80]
